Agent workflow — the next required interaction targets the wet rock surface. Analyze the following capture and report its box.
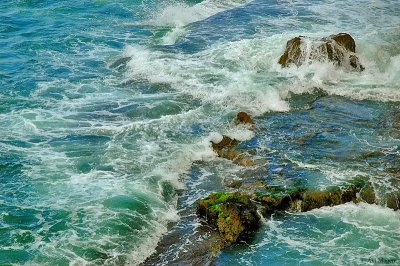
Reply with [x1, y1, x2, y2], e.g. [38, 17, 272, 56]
[197, 192, 260, 245]
[235, 112, 254, 125]
[278, 33, 364, 71]
[197, 177, 380, 244]
[211, 135, 255, 166]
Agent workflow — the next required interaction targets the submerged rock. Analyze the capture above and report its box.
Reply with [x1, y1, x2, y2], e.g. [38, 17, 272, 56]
[224, 179, 244, 189]
[211, 135, 254, 166]
[109, 56, 131, 70]
[392, 113, 400, 129]
[278, 33, 364, 71]
[287, 88, 328, 110]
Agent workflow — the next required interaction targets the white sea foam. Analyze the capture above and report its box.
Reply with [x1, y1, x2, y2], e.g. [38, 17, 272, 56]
[124, 37, 291, 115]
[250, 203, 400, 265]
[125, 27, 399, 122]
[147, 0, 250, 27]
[142, 0, 251, 44]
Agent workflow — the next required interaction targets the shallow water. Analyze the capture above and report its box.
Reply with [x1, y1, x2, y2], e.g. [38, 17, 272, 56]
[1, 0, 399, 265]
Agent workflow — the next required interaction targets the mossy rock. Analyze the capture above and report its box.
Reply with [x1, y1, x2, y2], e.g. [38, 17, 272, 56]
[258, 183, 306, 199]
[197, 192, 260, 244]
[217, 204, 245, 243]
[256, 195, 291, 216]
[359, 184, 376, 204]
[301, 190, 342, 212]
[252, 184, 305, 216]
[384, 191, 400, 211]
[340, 186, 359, 203]
[196, 178, 385, 249]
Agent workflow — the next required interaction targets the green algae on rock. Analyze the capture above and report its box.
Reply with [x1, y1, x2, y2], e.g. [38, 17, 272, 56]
[197, 178, 381, 247]
[197, 192, 260, 245]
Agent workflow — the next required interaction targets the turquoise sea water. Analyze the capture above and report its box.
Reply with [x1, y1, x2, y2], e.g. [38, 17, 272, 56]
[1, 0, 400, 265]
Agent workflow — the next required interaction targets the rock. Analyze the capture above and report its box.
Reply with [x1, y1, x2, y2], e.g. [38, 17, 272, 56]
[224, 179, 244, 189]
[197, 192, 260, 244]
[297, 180, 375, 212]
[328, 33, 356, 52]
[236, 158, 255, 166]
[210, 112, 257, 166]
[385, 167, 400, 175]
[211, 135, 254, 166]
[196, 179, 391, 248]
[235, 112, 254, 125]
[392, 113, 400, 129]
[256, 195, 292, 216]
[211, 136, 239, 150]
[300, 190, 342, 212]
[359, 184, 376, 204]
[278, 36, 302, 67]
[385, 191, 400, 210]
[278, 33, 364, 71]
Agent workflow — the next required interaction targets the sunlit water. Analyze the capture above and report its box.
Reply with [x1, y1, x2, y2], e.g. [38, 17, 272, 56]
[1, 0, 399, 265]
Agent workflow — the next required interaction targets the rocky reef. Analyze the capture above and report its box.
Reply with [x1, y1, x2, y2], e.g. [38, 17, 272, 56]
[197, 175, 378, 251]
[144, 100, 400, 265]
[141, 36, 399, 262]
[196, 110, 398, 254]
[278, 33, 364, 71]
[211, 136, 255, 166]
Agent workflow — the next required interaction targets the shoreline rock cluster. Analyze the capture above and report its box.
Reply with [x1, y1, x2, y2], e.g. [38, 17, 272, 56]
[198, 31, 369, 251]
[144, 33, 398, 265]
[196, 174, 377, 252]
[198, 107, 398, 254]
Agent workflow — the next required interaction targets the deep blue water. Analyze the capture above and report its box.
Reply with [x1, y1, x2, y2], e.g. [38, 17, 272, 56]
[1, 0, 400, 265]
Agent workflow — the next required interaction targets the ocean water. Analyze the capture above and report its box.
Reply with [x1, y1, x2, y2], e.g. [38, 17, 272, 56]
[0, 0, 399, 265]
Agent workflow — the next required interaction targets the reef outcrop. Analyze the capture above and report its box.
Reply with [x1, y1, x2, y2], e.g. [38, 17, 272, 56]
[211, 112, 255, 166]
[211, 135, 254, 166]
[197, 178, 378, 248]
[197, 192, 260, 245]
[278, 33, 364, 71]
